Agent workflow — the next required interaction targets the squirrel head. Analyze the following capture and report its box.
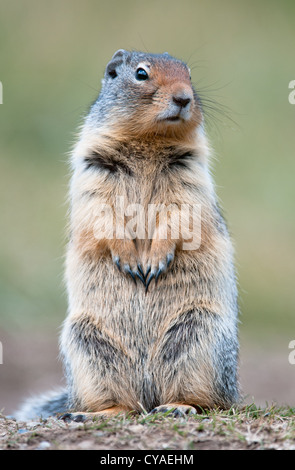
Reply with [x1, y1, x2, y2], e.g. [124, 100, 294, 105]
[89, 50, 203, 141]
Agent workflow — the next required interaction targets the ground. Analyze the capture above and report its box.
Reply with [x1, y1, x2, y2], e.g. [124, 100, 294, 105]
[1, 404, 294, 451]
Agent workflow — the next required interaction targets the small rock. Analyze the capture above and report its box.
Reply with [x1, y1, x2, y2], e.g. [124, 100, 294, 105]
[26, 421, 41, 429]
[36, 441, 51, 450]
[94, 431, 106, 437]
[77, 440, 94, 450]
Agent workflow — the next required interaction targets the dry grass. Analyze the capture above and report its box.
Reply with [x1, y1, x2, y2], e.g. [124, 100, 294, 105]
[1, 404, 294, 451]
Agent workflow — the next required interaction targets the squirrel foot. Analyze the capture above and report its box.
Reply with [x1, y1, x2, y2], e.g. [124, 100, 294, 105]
[149, 403, 197, 417]
[59, 406, 133, 422]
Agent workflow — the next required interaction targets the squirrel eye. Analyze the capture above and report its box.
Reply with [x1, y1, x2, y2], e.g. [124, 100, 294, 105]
[135, 68, 149, 81]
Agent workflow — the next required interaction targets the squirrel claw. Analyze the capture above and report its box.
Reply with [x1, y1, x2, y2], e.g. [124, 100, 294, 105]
[145, 265, 151, 279]
[135, 270, 146, 286]
[166, 252, 174, 268]
[112, 255, 145, 286]
[59, 412, 87, 423]
[145, 271, 156, 293]
[137, 263, 146, 279]
[123, 264, 137, 285]
[121, 263, 146, 287]
[113, 255, 121, 272]
[145, 252, 175, 292]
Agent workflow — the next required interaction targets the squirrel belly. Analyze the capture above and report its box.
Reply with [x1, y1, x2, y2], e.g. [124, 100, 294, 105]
[15, 50, 239, 421]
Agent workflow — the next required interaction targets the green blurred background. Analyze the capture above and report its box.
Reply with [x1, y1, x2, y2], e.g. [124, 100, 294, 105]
[0, 0, 294, 414]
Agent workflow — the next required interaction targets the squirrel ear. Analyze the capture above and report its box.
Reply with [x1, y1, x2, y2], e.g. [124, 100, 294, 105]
[111, 49, 127, 60]
[105, 50, 129, 79]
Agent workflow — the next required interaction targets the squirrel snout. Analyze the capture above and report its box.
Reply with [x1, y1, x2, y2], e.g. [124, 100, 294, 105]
[160, 86, 194, 122]
[172, 95, 191, 109]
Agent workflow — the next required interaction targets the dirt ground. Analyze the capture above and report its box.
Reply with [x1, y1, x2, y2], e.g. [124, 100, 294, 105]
[1, 406, 295, 451]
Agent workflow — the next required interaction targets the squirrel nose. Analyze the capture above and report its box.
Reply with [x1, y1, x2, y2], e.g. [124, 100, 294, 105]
[173, 95, 191, 108]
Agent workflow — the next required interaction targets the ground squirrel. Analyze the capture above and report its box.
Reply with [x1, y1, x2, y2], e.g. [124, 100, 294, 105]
[15, 50, 239, 421]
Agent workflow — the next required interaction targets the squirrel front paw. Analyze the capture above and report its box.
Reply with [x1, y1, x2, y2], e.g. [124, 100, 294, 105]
[109, 240, 145, 286]
[143, 240, 175, 292]
[109, 239, 175, 290]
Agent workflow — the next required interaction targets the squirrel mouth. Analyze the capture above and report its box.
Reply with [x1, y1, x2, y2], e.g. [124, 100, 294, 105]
[166, 116, 181, 122]
[159, 115, 183, 123]
[157, 109, 190, 123]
